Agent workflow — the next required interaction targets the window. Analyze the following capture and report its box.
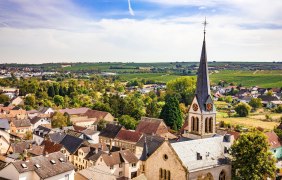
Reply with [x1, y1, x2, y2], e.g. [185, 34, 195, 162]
[110, 166, 113, 169]
[197, 153, 202, 160]
[65, 174, 69, 180]
[159, 168, 171, 180]
[142, 165, 145, 171]
[119, 171, 122, 176]
[119, 163, 123, 168]
[219, 170, 226, 180]
[132, 163, 136, 167]
[163, 154, 168, 161]
[274, 149, 277, 153]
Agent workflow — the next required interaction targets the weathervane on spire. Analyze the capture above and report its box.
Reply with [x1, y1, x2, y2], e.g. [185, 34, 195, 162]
[203, 17, 208, 34]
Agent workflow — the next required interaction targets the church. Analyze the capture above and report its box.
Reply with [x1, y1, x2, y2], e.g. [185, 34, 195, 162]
[137, 22, 232, 180]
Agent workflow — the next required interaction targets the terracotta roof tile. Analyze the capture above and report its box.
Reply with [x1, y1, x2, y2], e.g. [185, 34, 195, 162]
[116, 130, 142, 143]
[136, 117, 168, 135]
[265, 131, 282, 149]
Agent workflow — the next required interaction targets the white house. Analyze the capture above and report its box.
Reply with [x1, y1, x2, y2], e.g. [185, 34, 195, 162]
[33, 125, 51, 145]
[0, 152, 75, 180]
[0, 129, 10, 154]
[30, 117, 51, 130]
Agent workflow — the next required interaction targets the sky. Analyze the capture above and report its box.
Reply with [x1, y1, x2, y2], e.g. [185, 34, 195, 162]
[0, 0, 282, 64]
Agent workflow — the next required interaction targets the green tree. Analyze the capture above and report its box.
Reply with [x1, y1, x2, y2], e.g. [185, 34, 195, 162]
[48, 86, 55, 97]
[24, 131, 33, 140]
[25, 94, 36, 108]
[92, 102, 112, 113]
[51, 112, 68, 128]
[97, 119, 108, 131]
[231, 130, 276, 179]
[235, 102, 251, 117]
[118, 115, 138, 130]
[224, 96, 233, 103]
[249, 98, 262, 110]
[276, 105, 282, 113]
[166, 77, 196, 105]
[160, 95, 183, 130]
[0, 94, 9, 104]
[53, 95, 65, 107]
[146, 100, 160, 118]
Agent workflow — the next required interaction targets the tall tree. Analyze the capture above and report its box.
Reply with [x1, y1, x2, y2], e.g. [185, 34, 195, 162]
[0, 94, 9, 104]
[231, 130, 276, 179]
[166, 77, 196, 105]
[118, 115, 137, 130]
[160, 95, 182, 130]
[48, 86, 55, 97]
[51, 112, 68, 128]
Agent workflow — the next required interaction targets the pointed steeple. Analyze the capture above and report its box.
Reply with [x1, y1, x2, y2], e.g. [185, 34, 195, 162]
[195, 18, 211, 111]
[140, 136, 149, 161]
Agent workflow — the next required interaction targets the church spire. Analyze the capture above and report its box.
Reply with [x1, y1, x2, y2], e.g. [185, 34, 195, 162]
[195, 18, 211, 111]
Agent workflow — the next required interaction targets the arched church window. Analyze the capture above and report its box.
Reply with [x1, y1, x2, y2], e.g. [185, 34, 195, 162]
[205, 118, 209, 133]
[159, 168, 163, 178]
[209, 118, 213, 133]
[196, 117, 199, 131]
[219, 170, 226, 180]
[191, 117, 195, 131]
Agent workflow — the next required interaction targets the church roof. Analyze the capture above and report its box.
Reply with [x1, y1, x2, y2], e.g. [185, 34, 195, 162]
[195, 32, 211, 111]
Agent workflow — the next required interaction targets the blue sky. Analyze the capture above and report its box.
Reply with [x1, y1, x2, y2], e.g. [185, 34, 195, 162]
[0, 0, 281, 63]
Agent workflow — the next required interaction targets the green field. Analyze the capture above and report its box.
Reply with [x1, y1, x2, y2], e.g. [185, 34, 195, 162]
[210, 70, 282, 88]
[119, 73, 183, 83]
[118, 70, 282, 87]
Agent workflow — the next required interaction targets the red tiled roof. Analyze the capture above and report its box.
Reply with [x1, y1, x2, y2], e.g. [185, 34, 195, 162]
[59, 108, 89, 115]
[83, 110, 110, 121]
[227, 131, 241, 140]
[136, 117, 168, 135]
[265, 131, 282, 149]
[116, 130, 142, 143]
[42, 140, 63, 154]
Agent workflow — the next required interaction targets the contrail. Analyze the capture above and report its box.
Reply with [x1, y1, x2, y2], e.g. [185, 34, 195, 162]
[128, 0, 135, 16]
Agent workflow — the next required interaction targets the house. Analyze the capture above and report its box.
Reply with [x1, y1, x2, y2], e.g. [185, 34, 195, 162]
[48, 132, 66, 143]
[257, 95, 279, 107]
[0, 152, 75, 180]
[70, 116, 97, 128]
[75, 164, 116, 180]
[0, 109, 27, 119]
[42, 140, 64, 155]
[265, 131, 282, 159]
[1, 88, 19, 99]
[0, 118, 10, 132]
[0, 129, 10, 154]
[135, 135, 165, 159]
[267, 101, 282, 109]
[33, 125, 52, 145]
[59, 134, 86, 163]
[72, 143, 108, 171]
[83, 109, 115, 122]
[9, 96, 24, 106]
[10, 119, 32, 138]
[59, 107, 90, 116]
[30, 117, 51, 130]
[114, 129, 143, 153]
[7, 140, 33, 155]
[99, 124, 124, 149]
[37, 106, 54, 115]
[96, 149, 139, 179]
[136, 117, 177, 139]
[138, 136, 231, 180]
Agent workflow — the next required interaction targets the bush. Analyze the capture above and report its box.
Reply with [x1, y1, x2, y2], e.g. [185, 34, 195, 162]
[276, 105, 282, 113]
[235, 103, 251, 117]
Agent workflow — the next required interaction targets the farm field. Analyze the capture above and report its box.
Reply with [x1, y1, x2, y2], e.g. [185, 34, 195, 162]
[119, 73, 182, 83]
[210, 70, 282, 88]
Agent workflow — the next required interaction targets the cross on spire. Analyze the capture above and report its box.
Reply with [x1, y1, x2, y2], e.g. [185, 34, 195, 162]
[203, 17, 208, 35]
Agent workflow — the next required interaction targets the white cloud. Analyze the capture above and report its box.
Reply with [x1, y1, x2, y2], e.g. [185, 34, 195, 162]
[128, 0, 135, 16]
[0, 0, 281, 63]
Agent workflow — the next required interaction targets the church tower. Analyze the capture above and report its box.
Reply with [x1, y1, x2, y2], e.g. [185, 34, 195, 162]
[185, 19, 216, 138]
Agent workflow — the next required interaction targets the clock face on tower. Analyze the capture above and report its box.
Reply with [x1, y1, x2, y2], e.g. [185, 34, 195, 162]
[192, 103, 198, 111]
[206, 103, 213, 111]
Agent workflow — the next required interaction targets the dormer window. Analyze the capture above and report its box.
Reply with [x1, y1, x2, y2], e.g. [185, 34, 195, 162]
[50, 160, 56, 164]
[197, 152, 202, 160]
[59, 158, 65, 162]
[21, 163, 27, 169]
[34, 164, 41, 168]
